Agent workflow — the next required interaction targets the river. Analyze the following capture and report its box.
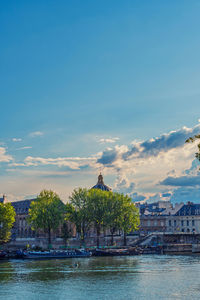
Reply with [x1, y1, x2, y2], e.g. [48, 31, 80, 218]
[0, 255, 200, 299]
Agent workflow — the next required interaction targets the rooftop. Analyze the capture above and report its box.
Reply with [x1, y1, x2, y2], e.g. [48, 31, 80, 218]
[91, 174, 111, 192]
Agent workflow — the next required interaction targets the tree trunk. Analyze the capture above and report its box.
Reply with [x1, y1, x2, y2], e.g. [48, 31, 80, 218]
[123, 232, 127, 246]
[96, 227, 100, 248]
[81, 226, 85, 247]
[111, 233, 114, 246]
[48, 226, 52, 248]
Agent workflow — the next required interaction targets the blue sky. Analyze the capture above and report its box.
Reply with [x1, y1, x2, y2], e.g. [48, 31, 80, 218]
[1, 0, 200, 202]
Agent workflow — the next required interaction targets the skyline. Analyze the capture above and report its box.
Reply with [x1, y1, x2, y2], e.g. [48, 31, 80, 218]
[1, 1, 200, 202]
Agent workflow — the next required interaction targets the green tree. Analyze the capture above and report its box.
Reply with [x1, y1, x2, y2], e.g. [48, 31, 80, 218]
[186, 134, 200, 162]
[61, 222, 72, 248]
[87, 189, 109, 248]
[120, 195, 140, 246]
[28, 190, 65, 247]
[105, 192, 123, 246]
[69, 188, 92, 246]
[0, 202, 16, 244]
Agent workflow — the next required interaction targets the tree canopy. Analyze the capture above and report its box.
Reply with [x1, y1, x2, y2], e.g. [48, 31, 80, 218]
[0, 202, 16, 244]
[68, 188, 92, 245]
[68, 188, 140, 247]
[186, 134, 200, 162]
[28, 189, 65, 247]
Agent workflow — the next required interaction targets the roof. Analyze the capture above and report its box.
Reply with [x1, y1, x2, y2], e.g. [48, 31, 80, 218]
[91, 174, 111, 192]
[175, 203, 200, 216]
[139, 202, 168, 215]
[11, 199, 36, 214]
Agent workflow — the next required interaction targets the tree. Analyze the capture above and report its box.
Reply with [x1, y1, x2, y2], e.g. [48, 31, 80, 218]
[120, 195, 140, 246]
[69, 188, 92, 246]
[87, 189, 109, 248]
[28, 190, 65, 247]
[186, 134, 200, 162]
[105, 192, 124, 246]
[0, 202, 16, 244]
[61, 222, 73, 248]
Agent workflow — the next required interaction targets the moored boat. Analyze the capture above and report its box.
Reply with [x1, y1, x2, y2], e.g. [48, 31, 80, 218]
[93, 247, 142, 256]
[0, 251, 7, 260]
[15, 249, 92, 259]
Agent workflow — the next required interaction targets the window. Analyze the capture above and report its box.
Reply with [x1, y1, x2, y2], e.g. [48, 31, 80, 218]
[192, 220, 195, 226]
[169, 220, 171, 226]
[187, 220, 189, 226]
[181, 220, 184, 226]
[182, 229, 185, 232]
[174, 220, 176, 226]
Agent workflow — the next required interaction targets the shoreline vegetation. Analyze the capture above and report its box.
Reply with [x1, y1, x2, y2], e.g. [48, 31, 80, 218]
[1, 188, 140, 250]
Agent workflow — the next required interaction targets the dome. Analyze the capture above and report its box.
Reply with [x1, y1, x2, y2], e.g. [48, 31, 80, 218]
[91, 174, 112, 191]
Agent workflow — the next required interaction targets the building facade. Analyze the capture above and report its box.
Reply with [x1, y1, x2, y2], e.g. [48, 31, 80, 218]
[165, 203, 200, 234]
[2, 174, 116, 248]
[138, 201, 200, 235]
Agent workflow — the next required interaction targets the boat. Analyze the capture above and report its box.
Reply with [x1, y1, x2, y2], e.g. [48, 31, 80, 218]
[15, 249, 92, 259]
[0, 251, 7, 260]
[93, 247, 141, 256]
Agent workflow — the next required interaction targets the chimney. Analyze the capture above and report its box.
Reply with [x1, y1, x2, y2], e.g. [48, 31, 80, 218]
[3, 194, 7, 203]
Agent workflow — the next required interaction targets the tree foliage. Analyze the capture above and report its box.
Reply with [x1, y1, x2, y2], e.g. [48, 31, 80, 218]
[68, 188, 92, 245]
[87, 189, 109, 247]
[119, 194, 140, 246]
[0, 202, 16, 244]
[28, 190, 65, 246]
[186, 134, 200, 162]
[61, 222, 73, 248]
[104, 192, 125, 245]
[68, 188, 140, 247]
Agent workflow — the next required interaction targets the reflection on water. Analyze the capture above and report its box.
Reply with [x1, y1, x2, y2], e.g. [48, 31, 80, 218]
[1, 255, 200, 299]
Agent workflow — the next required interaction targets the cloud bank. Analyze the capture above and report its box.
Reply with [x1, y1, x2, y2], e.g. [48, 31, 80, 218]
[2, 122, 200, 202]
[0, 147, 13, 163]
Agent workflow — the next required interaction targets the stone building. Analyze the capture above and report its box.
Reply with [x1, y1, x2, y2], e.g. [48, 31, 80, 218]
[138, 200, 200, 235]
[92, 173, 111, 191]
[165, 203, 200, 234]
[2, 174, 114, 248]
[138, 201, 184, 234]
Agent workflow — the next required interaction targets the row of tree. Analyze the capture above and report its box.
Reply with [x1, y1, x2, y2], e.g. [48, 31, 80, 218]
[0, 202, 15, 244]
[0, 188, 139, 247]
[28, 188, 140, 247]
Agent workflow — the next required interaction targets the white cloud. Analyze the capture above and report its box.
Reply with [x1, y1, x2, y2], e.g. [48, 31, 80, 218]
[98, 137, 119, 143]
[4, 122, 200, 203]
[29, 131, 44, 137]
[16, 146, 32, 150]
[0, 147, 13, 163]
[16, 155, 99, 170]
[96, 123, 200, 201]
[12, 138, 22, 142]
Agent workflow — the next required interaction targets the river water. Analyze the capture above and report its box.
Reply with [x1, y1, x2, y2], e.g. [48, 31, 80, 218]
[0, 255, 200, 299]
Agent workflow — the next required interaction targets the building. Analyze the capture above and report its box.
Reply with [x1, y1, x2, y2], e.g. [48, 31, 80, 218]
[137, 200, 200, 235]
[138, 201, 184, 234]
[91, 173, 112, 191]
[2, 174, 113, 248]
[0, 195, 7, 203]
[166, 203, 200, 234]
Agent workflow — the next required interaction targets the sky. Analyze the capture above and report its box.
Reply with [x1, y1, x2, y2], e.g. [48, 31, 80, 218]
[1, 0, 200, 203]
